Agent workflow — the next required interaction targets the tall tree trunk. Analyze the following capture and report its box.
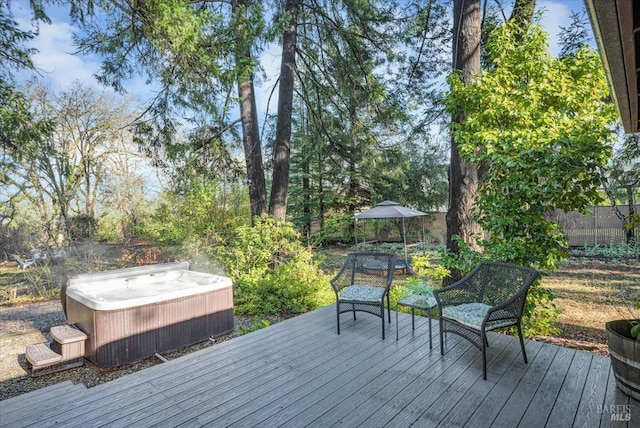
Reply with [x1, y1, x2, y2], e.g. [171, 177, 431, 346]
[234, 0, 267, 219]
[317, 148, 325, 230]
[509, 0, 536, 41]
[626, 185, 636, 246]
[446, 0, 483, 269]
[302, 160, 311, 237]
[270, 0, 300, 220]
[238, 77, 267, 219]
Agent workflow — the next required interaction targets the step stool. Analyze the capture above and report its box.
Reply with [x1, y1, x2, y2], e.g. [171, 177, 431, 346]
[25, 325, 88, 377]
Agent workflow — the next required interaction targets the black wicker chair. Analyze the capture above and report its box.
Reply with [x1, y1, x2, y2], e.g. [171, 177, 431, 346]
[434, 262, 540, 379]
[330, 252, 396, 339]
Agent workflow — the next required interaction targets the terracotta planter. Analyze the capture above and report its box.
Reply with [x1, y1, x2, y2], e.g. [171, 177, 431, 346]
[606, 320, 640, 401]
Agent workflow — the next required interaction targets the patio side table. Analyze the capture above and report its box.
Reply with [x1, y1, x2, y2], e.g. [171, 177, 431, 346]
[396, 295, 438, 348]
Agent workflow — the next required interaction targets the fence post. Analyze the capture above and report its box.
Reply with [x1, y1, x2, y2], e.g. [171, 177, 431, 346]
[594, 205, 598, 246]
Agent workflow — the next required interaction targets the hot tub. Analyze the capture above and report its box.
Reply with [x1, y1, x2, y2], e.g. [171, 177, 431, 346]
[65, 262, 234, 367]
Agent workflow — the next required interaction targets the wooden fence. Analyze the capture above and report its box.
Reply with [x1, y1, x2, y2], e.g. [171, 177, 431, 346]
[553, 205, 639, 246]
[423, 206, 639, 247]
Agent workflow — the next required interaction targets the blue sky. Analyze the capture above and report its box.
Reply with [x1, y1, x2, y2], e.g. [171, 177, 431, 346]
[14, 0, 592, 112]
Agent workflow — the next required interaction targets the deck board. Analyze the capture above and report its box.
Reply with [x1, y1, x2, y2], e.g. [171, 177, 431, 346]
[601, 366, 631, 428]
[1, 305, 637, 428]
[490, 341, 561, 427]
[436, 335, 526, 427]
[463, 340, 545, 427]
[407, 334, 513, 428]
[573, 354, 615, 427]
[517, 345, 576, 427]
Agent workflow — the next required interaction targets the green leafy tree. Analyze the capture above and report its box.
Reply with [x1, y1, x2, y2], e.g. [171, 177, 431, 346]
[445, 18, 618, 334]
[446, 0, 537, 281]
[446, 19, 617, 269]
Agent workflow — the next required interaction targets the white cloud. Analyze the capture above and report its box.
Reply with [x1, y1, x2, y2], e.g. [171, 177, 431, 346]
[26, 20, 102, 90]
[16, 5, 154, 99]
[538, 0, 591, 56]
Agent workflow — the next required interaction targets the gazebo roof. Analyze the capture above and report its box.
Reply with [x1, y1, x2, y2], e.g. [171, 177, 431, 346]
[353, 201, 426, 219]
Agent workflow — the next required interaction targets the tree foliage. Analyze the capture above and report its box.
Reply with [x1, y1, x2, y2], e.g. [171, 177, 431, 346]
[557, 10, 590, 59]
[140, 180, 250, 252]
[287, 0, 450, 237]
[0, 1, 51, 169]
[446, 19, 618, 270]
[73, 0, 271, 217]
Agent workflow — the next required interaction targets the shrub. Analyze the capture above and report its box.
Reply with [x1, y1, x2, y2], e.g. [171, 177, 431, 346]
[311, 212, 353, 245]
[219, 217, 333, 317]
[68, 215, 97, 242]
[410, 254, 450, 284]
[571, 243, 640, 260]
[139, 182, 250, 252]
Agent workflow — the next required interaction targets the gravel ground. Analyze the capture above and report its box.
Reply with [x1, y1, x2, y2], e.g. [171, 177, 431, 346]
[0, 300, 281, 401]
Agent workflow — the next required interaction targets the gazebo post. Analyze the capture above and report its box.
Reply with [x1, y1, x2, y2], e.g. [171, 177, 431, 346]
[422, 216, 426, 255]
[402, 218, 408, 267]
[354, 219, 358, 247]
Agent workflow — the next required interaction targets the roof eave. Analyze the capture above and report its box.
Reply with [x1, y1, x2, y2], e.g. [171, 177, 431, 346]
[585, 0, 637, 133]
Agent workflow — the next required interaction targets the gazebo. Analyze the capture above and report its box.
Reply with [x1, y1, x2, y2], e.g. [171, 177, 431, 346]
[353, 200, 427, 268]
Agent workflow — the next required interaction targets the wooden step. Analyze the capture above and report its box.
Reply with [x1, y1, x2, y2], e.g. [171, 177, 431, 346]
[50, 325, 87, 344]
[25, 343, 62, 368]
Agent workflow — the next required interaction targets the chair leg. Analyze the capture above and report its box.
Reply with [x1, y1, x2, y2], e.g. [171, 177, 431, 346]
[411, 308, 415, 330]
[381, 310, 386, 340]
[517, 323, 528, 364]
[427, 309, 432, 350]
[386, 294, 391, 323]
[336, 303, 341, 335]
[481, 330, 487, 380]
[352, 304, 356, 320]
[439, 318, 445, 356]
[396, 304, 399, 341]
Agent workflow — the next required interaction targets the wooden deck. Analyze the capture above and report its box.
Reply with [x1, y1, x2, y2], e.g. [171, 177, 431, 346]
[1, 305, 638, 427]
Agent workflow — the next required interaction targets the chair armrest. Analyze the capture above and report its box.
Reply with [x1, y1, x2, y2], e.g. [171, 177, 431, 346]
[330, 267, 348, 294]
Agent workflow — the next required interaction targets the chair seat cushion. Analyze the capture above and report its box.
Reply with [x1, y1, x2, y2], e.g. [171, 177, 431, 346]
[339, 285, 385, 303]
[442, 303, 516, 330]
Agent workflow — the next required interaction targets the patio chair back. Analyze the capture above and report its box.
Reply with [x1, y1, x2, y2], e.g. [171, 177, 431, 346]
[478, 262, 538, 315]
[331, 252, 396, 339]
